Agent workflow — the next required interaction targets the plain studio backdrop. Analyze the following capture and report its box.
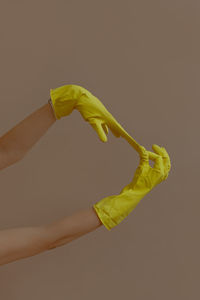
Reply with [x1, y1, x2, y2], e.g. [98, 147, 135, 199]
[0, 1, 199, 299]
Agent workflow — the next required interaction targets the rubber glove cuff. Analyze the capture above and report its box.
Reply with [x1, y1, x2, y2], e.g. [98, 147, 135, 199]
[50, 85, 84, 119]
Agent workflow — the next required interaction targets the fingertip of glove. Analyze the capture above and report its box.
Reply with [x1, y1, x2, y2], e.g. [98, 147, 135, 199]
[101, 137, 108, 143]
[98, 133, 107, 143]
[152, 144, 158, 149]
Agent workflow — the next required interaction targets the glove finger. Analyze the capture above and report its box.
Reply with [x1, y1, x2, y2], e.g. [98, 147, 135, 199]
[102, 123, 109, 135]
[108, 115, 123, 138]
[139, 146, 150, 168]
[148, 147, 165, 174]
[109, 126, 121, 138]
[148, 151, 159, 161]
[89, 118, 108, 142]
[152, 144, 164, 156]
[153, 145, 171, 179]
[161, 147, 171, 173]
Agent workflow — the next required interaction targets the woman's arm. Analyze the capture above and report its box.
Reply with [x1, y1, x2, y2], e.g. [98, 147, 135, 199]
[0, 101, 56, 170]
[0, 207, 102, 266]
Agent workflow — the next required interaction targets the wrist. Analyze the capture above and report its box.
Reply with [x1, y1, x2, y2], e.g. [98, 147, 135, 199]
[48, 98, 57, 120]
[49, 85, 80, 119]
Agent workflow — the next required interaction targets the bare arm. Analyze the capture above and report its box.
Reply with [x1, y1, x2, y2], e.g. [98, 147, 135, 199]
[0, 207, 103, 266]
[0, 101, 56, 170]
[0, 98, 103, 266]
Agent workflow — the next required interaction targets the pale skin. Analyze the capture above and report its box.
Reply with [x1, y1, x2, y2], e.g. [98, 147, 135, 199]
[0, 101, 102, 266]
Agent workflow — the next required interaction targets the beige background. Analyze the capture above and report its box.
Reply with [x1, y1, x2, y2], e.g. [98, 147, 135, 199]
[0, 0, 199, 299]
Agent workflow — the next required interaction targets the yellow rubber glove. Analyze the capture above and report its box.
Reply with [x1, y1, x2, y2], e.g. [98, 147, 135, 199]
[49, 84, 140, 149]
[93, 144, 171, 230]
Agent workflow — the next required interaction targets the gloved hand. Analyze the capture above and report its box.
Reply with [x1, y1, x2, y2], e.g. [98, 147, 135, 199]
[93, 144, 171, 230]
[49, 84, 131, 143]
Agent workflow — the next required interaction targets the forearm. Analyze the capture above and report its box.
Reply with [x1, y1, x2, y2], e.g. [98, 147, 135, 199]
[44, 207, 103, 249]
[0, 207, 102, 266]
[0, 101, 56, 169]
